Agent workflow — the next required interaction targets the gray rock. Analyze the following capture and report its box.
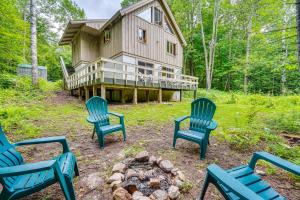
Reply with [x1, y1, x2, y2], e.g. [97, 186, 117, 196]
[110, 181, 122, 191]
[177, 171, 185, 181]
[150, 190, 168, 200]
[133, 191, 151, 200]
[126, 169, 139, 179]
[113, 163, 127, 174]
[113, 187, 132, 200]
[107, 173, 125, 184]
[135, 151, 149, 162]
[168, 186, 180, 199]
[132, 191, 144, 198]
[174, 178, 183, 188]
[80, 172, 104, 191]
[159, 160, 174, 172]
[156, 157, 163, 165]
[149, 156, 157, 165]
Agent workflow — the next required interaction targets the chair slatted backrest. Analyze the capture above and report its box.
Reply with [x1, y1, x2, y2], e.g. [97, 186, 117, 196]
[86, 96, 110, 126]
[0, 126, 24, 190]
[190, 98, 216, 132]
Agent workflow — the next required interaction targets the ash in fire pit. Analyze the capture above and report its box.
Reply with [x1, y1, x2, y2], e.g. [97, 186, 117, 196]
[107, 151, 186, 200]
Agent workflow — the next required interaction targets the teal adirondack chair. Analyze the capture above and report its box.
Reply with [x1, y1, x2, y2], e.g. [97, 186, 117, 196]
[0, 126, 79, 200]
[86, 96, 126, 148]
[200, 152, 300, 200]
[173, 98, 217, 160]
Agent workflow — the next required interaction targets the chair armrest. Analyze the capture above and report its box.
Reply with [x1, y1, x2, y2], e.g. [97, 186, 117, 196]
[0, 160, 56, 177]
[109, 112, 124, 118]
[174, 116, 190, 124]
[207, 164, 264, 200]
[14, 136, 70, 153]
[87, 115, 97, 123]
[249, 152, 300, 176]
[207, 120, 217, 130]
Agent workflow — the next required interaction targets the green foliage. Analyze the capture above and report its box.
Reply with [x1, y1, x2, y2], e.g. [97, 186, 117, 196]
[121, 0, 141, 8]
[0, 76, 61, 140]
[167, 0, 300, 95]
[266, 112, 300, 134]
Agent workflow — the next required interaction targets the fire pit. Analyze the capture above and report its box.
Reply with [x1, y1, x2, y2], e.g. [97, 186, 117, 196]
[107, 151, 186, 200]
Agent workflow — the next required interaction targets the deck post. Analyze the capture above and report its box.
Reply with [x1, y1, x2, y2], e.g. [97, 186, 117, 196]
[101, 85, 106, 99]
[193, 90, 197, 100]
[121, 89, 126, 104]
[146, 90, 150, 102]
[92, 85, 97, 96]
[180, 90, 183, 102]
[85, 86, 90, 101]
[158, 89, 162, 103]
[133, 88, 138, 104]
[78, 88, 82, 100]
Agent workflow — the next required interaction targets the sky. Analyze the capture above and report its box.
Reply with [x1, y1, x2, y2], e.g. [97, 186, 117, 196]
[73, 0, 122, 19]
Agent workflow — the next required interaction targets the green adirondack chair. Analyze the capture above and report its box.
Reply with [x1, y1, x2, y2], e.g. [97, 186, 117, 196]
[86, 96, 126, 148]
[200, 152, 300, 200]
[0, 126, 79, 200]
[173, 98, 217, 160]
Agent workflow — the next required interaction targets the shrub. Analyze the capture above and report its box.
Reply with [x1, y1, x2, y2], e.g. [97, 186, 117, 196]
[0, 74, 15, 89]
[223, 128, 263, 152]
[266, 112, 300, 134]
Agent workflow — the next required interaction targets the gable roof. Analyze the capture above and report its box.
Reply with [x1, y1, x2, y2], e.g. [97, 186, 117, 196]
[59, 19, 108, 45]
[59, 0, 186, 46]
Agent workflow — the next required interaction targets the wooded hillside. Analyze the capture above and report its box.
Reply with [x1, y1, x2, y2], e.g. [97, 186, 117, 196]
[0, 0, 85, 81]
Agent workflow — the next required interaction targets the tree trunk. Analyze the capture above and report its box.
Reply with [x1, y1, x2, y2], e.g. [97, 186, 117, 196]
[199, 0, 221, 91]
[30, 0, 38, 85]
[296, 0, 300, 85]
[244, 15, 252, 94]
[281, 0, 288, 95]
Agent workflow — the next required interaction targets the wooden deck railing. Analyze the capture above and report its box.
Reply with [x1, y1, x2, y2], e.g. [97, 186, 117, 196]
[62, 57, 199, 90]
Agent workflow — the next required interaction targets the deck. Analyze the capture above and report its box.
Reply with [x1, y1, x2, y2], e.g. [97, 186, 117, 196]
[60, 57, 198, 103]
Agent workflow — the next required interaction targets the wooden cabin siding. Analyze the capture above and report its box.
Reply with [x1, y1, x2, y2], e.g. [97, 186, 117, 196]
[122, 0, 183, 67]
[81, 32, 100, 62]
[72, 32, 100, 67]
[72, 32, 81, 66]
[99, 20, 123, 58]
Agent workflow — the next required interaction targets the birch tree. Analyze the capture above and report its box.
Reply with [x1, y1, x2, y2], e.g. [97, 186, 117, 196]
[30, 0, 38, 85]
[198, 0, 221, 90]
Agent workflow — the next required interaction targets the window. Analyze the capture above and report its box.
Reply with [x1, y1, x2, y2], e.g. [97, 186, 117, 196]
[154, 7, 162, 26]
[138, 61, 154, 75]
[161, 66, 174, 78]
[104, 29, 111, 44]
[167, 41, 176, 55]
[138, 28, 146, 43]
[164, 17, 174, 34]
[137, 7, 152, 23]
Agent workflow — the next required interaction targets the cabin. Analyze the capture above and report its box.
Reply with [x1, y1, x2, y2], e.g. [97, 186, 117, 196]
[59, 0, 198, 104]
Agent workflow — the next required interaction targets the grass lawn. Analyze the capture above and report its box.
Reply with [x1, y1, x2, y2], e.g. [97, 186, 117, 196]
[0, 78, 300, 199]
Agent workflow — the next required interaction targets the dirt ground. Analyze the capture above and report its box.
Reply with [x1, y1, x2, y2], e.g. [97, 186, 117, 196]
[17, 92, 300, 200]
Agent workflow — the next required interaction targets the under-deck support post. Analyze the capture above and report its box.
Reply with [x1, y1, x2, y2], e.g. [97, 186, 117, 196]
[101, 85, 106, 99]
[180, 90, 183, 102]
[133, 88, 137, 105]
[92, 85, 97, 96]
[85, 86, 90, 101]
[193, 90, 197, 100]
[78, 88, 82, 101]
[146, 90, 150, 102]
[121, 89, 126, 104]
[158, 89, 162, 103]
